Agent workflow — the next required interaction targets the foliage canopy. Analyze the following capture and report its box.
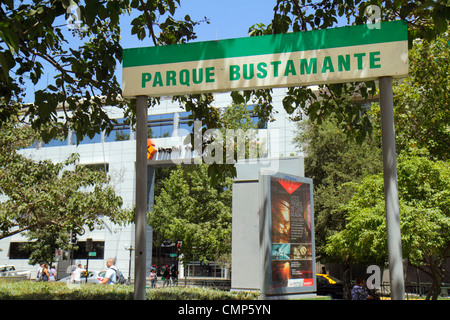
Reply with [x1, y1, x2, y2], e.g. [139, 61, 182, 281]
[1, 0, 448, 147]
[0, 117, 129, 265]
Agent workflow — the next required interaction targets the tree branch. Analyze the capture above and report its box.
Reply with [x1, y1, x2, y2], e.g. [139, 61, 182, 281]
[138, 0, 160, 46]
[0, 225, 31, 240]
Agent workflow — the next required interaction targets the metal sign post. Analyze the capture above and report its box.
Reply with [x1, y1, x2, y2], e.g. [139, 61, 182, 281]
[85, 238, 93, 284]
[379, 76, 405, 300]
[134, 95, 148, 300]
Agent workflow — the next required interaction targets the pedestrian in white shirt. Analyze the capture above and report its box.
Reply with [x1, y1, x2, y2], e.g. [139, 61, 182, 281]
[101, 258, 117, 285]
[72, 264, 83, 284]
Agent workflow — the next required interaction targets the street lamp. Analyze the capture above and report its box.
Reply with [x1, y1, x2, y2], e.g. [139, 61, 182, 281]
[124, 244, 134, 285]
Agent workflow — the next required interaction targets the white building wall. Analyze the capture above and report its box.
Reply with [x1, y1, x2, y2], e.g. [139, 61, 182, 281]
[3, 140, 142, 279]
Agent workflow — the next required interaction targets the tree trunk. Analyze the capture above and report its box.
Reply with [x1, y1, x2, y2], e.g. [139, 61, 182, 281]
[426, 260, 444, 300]
[342, 260, 352, 300]
[426, 280, 441, 300]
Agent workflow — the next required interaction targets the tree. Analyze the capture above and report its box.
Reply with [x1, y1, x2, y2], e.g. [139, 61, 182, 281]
[326, 151, 449, 299]
[393, 30, 450, 161]
[294, 116, 383, 297]
[294, 116, 383, 253]
[0, 0, 204, 143]
[24, 224, 69, 267]
[149, 102, 259, 270]
[2, 1, 448, 149]
[148, 164, 233, 266]
[183, 102, 265, 185]
[311, 28, 450, 299]
[239, 0, 450, 144]
[304, 31, 450, 297]
[220, 102, 258, 131]
[0, 117, 129, 247]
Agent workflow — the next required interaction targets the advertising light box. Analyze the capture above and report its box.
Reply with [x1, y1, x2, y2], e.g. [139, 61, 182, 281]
[260, 173, 315, 296]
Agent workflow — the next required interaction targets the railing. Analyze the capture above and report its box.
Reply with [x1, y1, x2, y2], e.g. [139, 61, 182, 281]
[196, 279, 231, 290]
[379, 281, 450, 300]
[145, 277, 231, 290]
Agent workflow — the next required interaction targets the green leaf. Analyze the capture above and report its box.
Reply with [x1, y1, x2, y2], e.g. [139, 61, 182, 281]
[47, 85, 58, 92]
[0, 27, 20, 55]
[0, 51, 14, 81]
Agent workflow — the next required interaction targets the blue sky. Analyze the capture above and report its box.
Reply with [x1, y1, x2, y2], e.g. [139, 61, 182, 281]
[113, 0, 276, 92]
[23, 1, 277, 103]
[24, 1, 351, 103]
[120, 0, 276, 49]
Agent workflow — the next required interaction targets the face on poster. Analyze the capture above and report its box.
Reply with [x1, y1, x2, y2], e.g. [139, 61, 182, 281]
[269, 175, 314, 294]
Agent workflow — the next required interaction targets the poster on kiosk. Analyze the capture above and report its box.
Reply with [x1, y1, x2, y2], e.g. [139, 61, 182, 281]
[260, 173, 315, 296]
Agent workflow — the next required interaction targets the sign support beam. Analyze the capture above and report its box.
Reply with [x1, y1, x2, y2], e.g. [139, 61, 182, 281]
[134, 95, 148, 300]
[379, 76, 405, 300]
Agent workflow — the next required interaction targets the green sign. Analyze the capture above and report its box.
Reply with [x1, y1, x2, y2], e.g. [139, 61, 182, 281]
[122, 20, 408, 98]
[88, 252, 96, 257]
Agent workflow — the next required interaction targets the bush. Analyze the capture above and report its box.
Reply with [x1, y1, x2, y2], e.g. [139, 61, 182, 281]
[0, 281, 133, 300]
[146, 286, 259, 300]
[0, 282, 259, 300]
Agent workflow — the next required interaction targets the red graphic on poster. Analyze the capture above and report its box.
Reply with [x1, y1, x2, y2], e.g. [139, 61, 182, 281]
[276, 178, 302, 194]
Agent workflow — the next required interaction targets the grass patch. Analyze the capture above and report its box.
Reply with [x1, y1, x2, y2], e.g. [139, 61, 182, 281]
[0, 281, 259, 300]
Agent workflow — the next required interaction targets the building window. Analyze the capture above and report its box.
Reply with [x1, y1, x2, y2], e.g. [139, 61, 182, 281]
[105, 118, 131, 142]
[78, 163, 109, 173]
[7, 241, 105, 260]
[74, 132, 103, 145]
[178, 111, 192, 132]
[148, 114, 174, 138]
[72, 241, 105, 260]
[8, 242, 33, 260]
[248, 105, 268, 129]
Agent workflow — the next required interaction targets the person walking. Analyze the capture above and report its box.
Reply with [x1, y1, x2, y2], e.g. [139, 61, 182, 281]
[49, 265, 57, 282]
[36, 263, 44, 282]
[101, 258, 118, 285]
[149, 268, 157, 288]
[163, 265, 171, 287]
[72, 264, 83, 284]
[41, 264, 50, 282]
[171, 265, 178, 287]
